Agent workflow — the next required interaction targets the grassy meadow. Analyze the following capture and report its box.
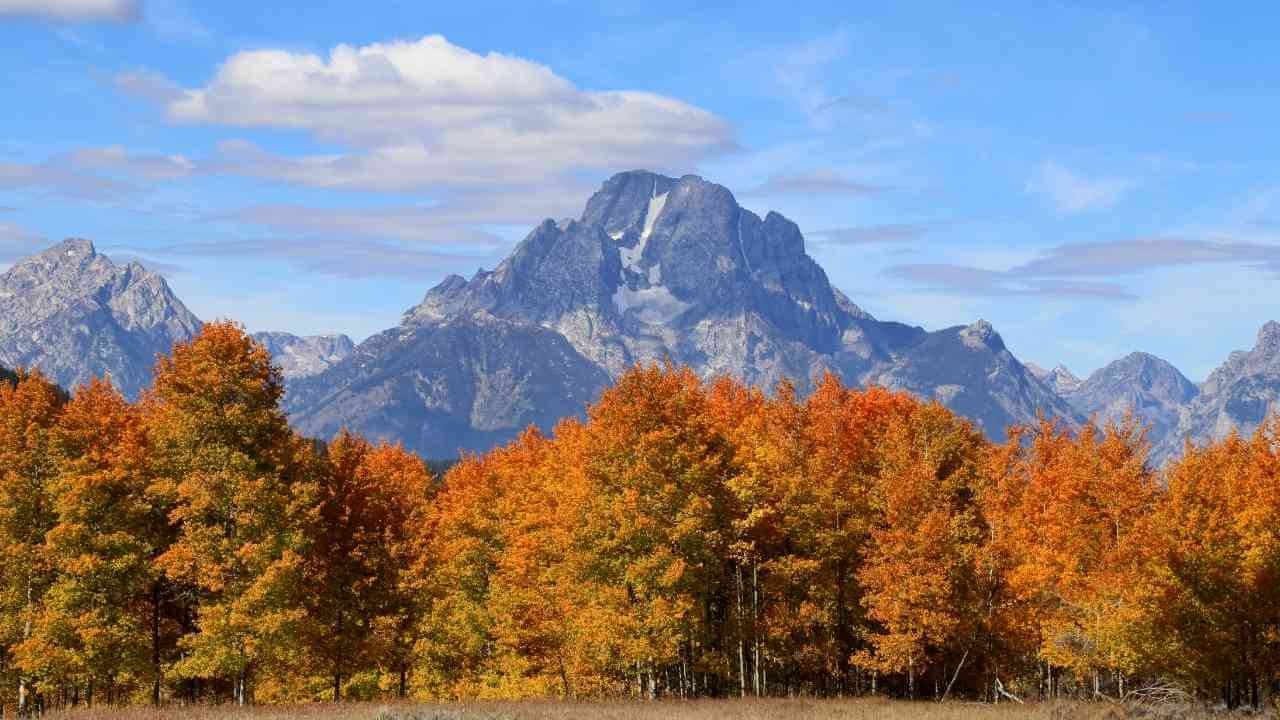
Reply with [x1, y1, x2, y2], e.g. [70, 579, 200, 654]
[34, 698, 1236, 720]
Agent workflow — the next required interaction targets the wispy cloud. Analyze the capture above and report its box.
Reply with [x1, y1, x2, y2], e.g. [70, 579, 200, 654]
[160, 235, 497, 280]
[748, 169, 885, 196]
[1027, 160, 1132, 213]
[0, 222, 47, 263]
[1014, 237, 1280, 276]
[773, 31, 851, 113]
[885, 236, 1280, 299]
[0, 146, 191, 201]
[0, 0, 141, 22]
[811, 223, 926, 245]
[885, 263, 1137, 299]
[113, 69, 184, 103]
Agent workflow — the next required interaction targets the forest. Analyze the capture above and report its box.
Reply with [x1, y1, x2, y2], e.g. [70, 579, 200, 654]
[0, 321, 1277, 714]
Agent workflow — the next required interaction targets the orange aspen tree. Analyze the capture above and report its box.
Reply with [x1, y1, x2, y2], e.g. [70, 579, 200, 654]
[146, 322, 316, 705]
[0, 370, 65, 715]
[1152, 422, 1280, 708]
[21, 378, 171, 705]
[853, 401, 988, 699]
[989, 417, 1158, 697]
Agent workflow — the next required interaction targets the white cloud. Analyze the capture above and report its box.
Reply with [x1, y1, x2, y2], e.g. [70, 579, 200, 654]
[157, 35, 735, 190]
[0, 0, 140, 22]
[0, 146, 191, 200]
[1028, 160, 1132, 213]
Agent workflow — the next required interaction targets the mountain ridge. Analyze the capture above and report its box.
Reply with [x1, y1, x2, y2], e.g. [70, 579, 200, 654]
[8, 174, 1280, 464]
[285, 170, 1079, 453]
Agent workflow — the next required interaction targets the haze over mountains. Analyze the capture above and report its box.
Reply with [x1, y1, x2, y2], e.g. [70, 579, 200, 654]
[3, 171, 1280, 464]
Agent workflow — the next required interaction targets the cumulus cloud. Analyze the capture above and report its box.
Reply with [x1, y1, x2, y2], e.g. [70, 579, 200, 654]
[151, 35, 735, 190]
[885, 236, 1280, 299]
[811, 223, 925, 245]
[1027, 160, 1131, 213]
[0, 0, 141, 22]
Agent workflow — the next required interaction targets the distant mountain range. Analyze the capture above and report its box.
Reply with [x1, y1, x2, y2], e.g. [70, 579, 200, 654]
[3, 171, 1280, 464]
[0, 239, 351, 397]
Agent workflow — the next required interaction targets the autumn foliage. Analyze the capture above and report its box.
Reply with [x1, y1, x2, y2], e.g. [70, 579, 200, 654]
[0, 324, 1277, 711]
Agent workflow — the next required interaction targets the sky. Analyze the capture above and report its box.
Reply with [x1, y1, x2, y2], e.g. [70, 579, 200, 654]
[2, 0, 1279, 380]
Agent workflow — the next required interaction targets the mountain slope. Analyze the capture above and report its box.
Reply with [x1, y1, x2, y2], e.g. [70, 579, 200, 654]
[1026, 362, 1083, 395]
[283, 316, 610, 458]
[0, 239, 201, 398]
[868, 321, 1078, 439]
[252, 331, 354, 379]
[1155, 322, 1280, 459]
[1062, 352, 1197, 456]
[287, 171, 1069, 454]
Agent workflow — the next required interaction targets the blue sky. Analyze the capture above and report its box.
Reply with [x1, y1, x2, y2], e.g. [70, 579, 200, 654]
[2, 1, 1279, 380]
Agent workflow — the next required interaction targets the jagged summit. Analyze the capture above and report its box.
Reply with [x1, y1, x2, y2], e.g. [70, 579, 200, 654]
[251, 331, 355, 380]
[1255, 320, 1280, 350]
[958, 320, 1004, 352]
[1062, 351, 1197, 463]
[1151, 321, 1280, 462]
[0, 239, 201, 398]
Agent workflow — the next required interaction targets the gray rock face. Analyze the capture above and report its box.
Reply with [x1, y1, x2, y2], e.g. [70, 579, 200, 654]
[0, 239, 200, 398]
[867, 321, 1079, 440]
[1156, 322, 1280, 460]
[287, 171, 1073, 454]
[252, 331, 354, 379]
[283, 316, 610, 458]
[1063, 352, 1198, 461]
[1026, 362, 1083, 395]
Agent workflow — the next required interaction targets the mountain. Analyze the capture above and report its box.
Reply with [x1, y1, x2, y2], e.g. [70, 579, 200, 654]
[1026, 362, 1083, 395]
[286, 170, 1070, 455]
[866, 320, 1078, 439]
[1062, 352, 1197, 460]
[282, 317, 611, 458]
[251, 331, 355, 379]
[0, 239, 201, 398]
[1155, 322, 1280, 460]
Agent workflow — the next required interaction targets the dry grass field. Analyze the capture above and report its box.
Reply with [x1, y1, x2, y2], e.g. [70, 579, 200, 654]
[34, 698, 1240, 720]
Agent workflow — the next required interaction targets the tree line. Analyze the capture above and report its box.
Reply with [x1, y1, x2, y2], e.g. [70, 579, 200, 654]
[0, 321, 1277, 711]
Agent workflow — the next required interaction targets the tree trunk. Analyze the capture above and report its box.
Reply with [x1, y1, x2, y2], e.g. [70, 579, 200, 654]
[152, 582, 162, 706]
[737, 564, 746, 698]
[398, 667, 408, 699]
[18, 581, 32, 718]
[752, 563, 761, 696]
[333, 672, 341, 702]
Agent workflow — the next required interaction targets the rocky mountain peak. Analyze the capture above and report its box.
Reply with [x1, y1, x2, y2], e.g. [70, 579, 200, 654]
[959, 320, 1005, 352]
[1256, 320, 1280, 351]
[284, 170, 1096, 455]
[252, 331, 355, 380]
[1026, 362, 1083, 395]
[0, 239, 201, 398]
